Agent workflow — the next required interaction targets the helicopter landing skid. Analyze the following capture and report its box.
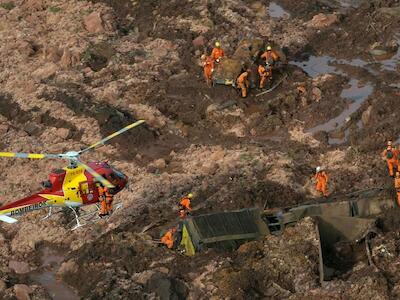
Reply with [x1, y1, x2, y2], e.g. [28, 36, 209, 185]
[42, 207, 53, 220]
[67, 202, 123, 230]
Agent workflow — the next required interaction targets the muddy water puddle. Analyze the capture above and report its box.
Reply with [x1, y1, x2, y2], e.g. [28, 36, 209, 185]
[30, 248, 80, 300]
[292, 55, 374, 144]
[268, 2, 290, 19]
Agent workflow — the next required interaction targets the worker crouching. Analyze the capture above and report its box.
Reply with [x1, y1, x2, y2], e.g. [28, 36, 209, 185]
[237, 69, 251, 98]
[161, 227, 177, 249]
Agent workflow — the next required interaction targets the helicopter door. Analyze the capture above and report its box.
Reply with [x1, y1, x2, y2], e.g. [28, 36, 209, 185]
[79, 181, 98, 204]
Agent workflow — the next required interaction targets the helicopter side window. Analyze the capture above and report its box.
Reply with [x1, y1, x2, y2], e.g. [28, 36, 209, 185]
[80, 182, 89, 194]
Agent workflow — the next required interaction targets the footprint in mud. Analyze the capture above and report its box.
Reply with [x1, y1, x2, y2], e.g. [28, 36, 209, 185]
[30, 248, 79, 300]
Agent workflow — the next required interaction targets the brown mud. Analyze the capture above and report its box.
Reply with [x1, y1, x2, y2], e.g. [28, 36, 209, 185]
[1, 0, 400, 299]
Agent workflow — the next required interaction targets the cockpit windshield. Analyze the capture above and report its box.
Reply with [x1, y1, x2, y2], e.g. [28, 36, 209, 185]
[111, 167, 126, 179]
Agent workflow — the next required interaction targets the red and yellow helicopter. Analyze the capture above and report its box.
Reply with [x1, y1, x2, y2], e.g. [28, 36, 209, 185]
[0, 120, 145, 229]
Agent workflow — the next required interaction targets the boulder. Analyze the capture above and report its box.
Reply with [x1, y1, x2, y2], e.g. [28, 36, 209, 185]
[307, 13, 338, 28]
[55, 128, 70, 140]
[312, 87, 322, 102]
[60, 48, 72, 68]
[57, 260, 79, 279]
[32, 63, 58, 81]
[150, 158, 166, 170]
[361, 106, 373, 126]
[192, 36, 207, 48]
[0, 279, 6, 292]
[14, 284, 32, 300]
[84, 12, 104, 33]
[43, 46, 61, 63]
[9, 261, 30, 274]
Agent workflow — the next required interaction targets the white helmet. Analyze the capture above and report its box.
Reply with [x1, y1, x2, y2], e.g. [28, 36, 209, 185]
[316, 166, 321, 172]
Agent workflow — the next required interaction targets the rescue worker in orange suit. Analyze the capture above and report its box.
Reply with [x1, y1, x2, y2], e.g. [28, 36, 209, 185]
[201, 54, 214, 86]
[314, 166, 329, 197]
[161, 227, 177, 249]
[178, 193, 193, 219]
[261, 45, 279, 66]
[211, 41, 224, 63]
[98, 185, 114, 217]
[382, 140, 399, 177]
[395, 172, 400, 206]
[258, 63, 272, 89]
[237, 69, 250, 98]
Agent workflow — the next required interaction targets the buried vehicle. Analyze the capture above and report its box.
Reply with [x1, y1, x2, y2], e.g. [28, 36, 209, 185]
[212, 38, 287, 87]
[168, 188, 395, 283]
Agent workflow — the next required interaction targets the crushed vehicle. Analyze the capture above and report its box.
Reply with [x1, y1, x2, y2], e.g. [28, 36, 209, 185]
[212, 39, 287, 88]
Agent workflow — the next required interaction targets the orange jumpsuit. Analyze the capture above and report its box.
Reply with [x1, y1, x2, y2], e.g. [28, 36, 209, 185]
[258, 65, 272, 89]
[261, 50, 279, 65]
[161, 229, 175, 249]
[315, 171, 329, 196]
[202, 56, 214, 86]
[382, 148, 399, 177]
[211, 47, 224, 62]
[395, 176, 400, 206]
[237, 71, 250, 98]
[98, 186, 113, 216]
[178, 197, 192, 219]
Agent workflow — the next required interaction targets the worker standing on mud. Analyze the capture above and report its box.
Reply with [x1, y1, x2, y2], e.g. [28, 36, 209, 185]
[201, 54, 214, 86]
[211, 41, 224, 63]
[161, 227, 177, 249]
[258, 63, 272, 89]
[178, 193, 193, 219]
[382, 140, 399, 177]
[394, 172, 400, 206]
[237, 69, 251, 98]
[261, 45, 279, 66]
[98, 184, 114, 217]
[314, 166, 329, 197]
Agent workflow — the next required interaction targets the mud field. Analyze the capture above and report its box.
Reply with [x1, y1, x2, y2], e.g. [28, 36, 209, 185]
[1, 0, 400, 299]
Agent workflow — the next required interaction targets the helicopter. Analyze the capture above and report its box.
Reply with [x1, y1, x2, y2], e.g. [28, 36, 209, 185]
[0, 119, 145, 229]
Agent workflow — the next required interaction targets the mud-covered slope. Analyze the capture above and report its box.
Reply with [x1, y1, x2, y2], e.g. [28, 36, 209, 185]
[1, 0, 400, 299]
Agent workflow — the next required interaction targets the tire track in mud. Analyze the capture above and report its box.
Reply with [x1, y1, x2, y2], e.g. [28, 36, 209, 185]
[0, 94, 83, 141]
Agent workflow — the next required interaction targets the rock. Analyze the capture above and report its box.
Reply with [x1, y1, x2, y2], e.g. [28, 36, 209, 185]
[0, 279, 6, 292]
[361, 106, 373, 126]
[84, 12, 104, 33]
[312, 87, 322, 102]
[192, 35, 207, 48]
[22, 0, 45, 11]
[60, 48, 72, 68]
[43, 46, 61, 63]
[150, 158, 166, 170]
[307, 13, 338, 29]
[32, 63, 58, 81]
[0, 124, 9, 135]
[9, 261, 30, 274]
[17, 40, 35, 57]
[55, 128, 70, 139]
[14, 284, 32, 300]
[57, 260, 79, 279]
[132, 270, 156, 285]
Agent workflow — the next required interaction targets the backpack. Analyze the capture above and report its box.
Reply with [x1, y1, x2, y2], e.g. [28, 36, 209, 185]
[387, 150, 394, 159]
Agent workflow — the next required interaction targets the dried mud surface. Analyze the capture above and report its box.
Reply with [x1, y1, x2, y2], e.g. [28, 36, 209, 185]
[1, 0, 400, 299]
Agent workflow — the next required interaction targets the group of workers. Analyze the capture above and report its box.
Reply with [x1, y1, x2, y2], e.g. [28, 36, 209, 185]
[200, 42, 281, 98]
[382, 140, 400, 206]
[160, 193, 193, 249]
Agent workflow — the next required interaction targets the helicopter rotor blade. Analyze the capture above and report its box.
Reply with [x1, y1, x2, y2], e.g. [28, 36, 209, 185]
[79, 120, 145, 155]
[0, 152, 62, 159]
[78, 161, 115, 188]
